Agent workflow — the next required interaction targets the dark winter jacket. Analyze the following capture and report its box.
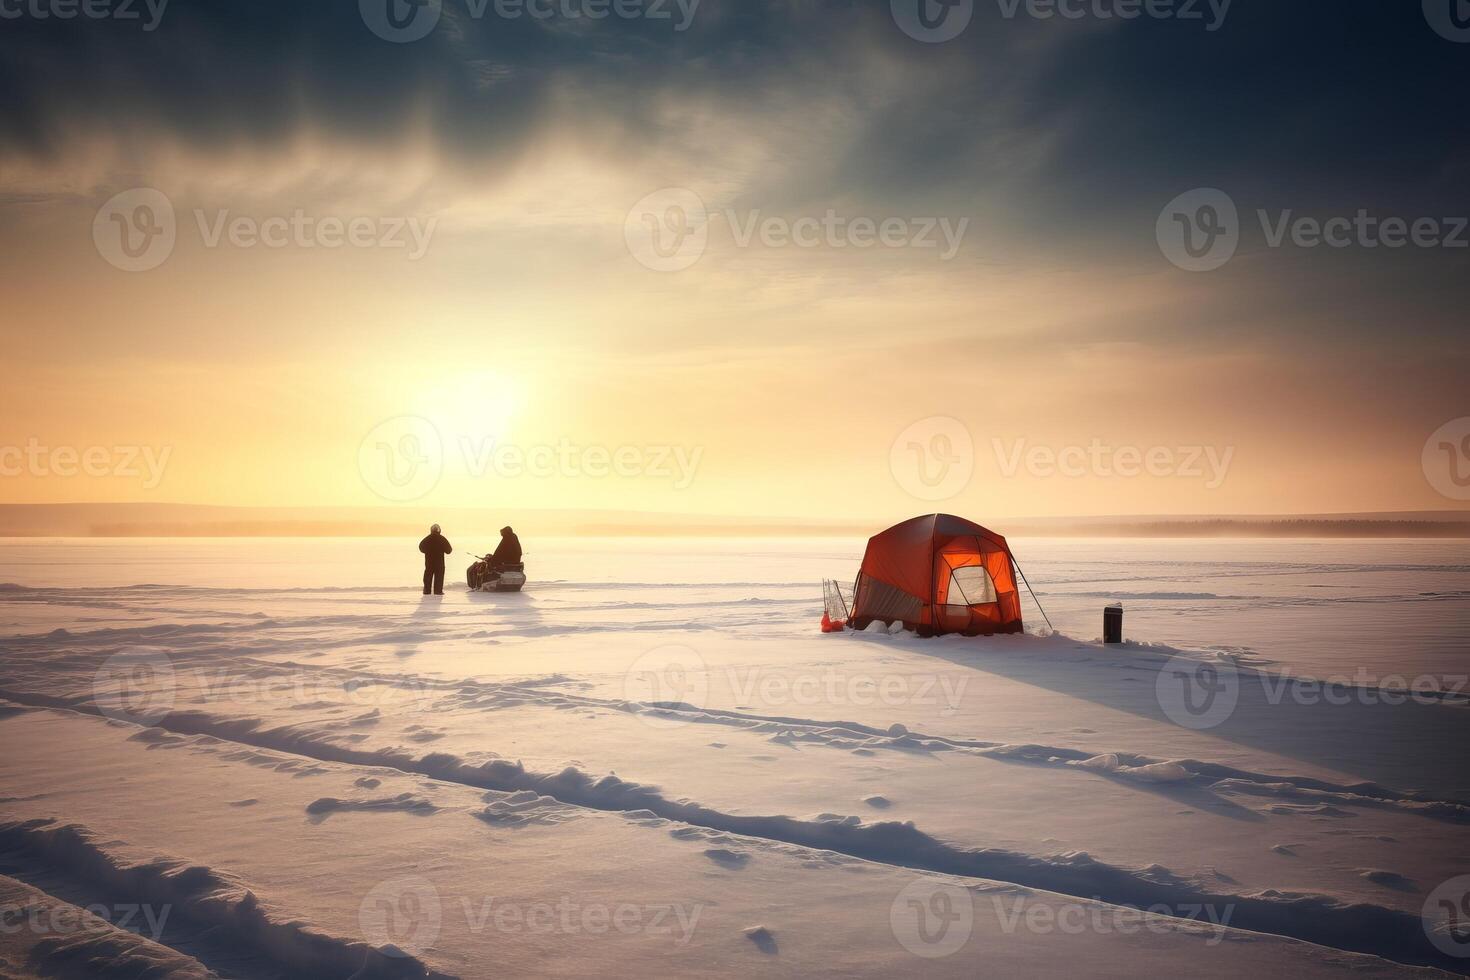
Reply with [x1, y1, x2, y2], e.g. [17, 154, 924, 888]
[491, 527, 522, 567]
[419, 532, 454, 571]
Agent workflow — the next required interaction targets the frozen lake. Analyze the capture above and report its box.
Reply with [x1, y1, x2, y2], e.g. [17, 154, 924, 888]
[0, 535, 1466, 978]
[2, 535, 1466, 680]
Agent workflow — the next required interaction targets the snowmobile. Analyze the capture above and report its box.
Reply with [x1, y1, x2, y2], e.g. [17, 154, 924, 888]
[467, 555, 527, 593]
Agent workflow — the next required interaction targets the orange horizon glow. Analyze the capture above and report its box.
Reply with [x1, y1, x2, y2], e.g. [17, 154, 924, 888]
[2, 123, 1466, 522]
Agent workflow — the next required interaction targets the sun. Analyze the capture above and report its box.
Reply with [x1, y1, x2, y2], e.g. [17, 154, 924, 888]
[410, 370, 527, 448]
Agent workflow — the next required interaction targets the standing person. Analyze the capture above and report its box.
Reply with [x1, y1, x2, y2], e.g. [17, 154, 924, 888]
[490, 526, 522, 570]
[419, 524, 453, 596]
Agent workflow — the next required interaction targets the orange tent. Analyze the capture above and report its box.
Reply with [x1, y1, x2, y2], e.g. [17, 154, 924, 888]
[849, 514, 1024, 636]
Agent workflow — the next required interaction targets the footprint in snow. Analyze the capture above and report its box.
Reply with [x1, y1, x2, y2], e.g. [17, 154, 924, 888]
[863, 795, 892, 809]
[1359, 869, 1418, 892]
[703, 848, 750, 870]
[305, 793, 440, 822]
[744, 926, 778, 954]
[1265, 803, 1354, 818]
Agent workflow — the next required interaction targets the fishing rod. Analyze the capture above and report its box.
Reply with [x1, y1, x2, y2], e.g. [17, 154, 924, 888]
[1010, 552, 1054, 634]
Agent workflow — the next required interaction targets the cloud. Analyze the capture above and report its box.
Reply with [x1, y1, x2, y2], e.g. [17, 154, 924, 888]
[3, 0, 1467, 353]
[6, 1, 1460, 195]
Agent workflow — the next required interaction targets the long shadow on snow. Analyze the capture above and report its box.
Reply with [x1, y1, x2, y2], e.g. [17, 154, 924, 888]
[887, 633, 1470, 805]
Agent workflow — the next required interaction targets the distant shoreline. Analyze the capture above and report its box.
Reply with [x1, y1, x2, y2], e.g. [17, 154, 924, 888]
[2, 504, 1468, 539]
[2, 520, 1469, 539]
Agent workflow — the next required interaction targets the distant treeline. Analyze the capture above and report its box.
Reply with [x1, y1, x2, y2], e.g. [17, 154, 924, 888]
[1032, 520, 1470, 538]
[83, 522, 415, 537]
[4, 502, 1468, 539]
[42, 518, 1470, 538]
[74, 521, 872, 538]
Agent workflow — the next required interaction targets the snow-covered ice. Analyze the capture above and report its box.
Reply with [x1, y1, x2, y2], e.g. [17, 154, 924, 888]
[0, 536, 1466, 978]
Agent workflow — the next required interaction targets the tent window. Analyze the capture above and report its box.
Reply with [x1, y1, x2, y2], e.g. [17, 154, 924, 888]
[946, 565, 997, 606]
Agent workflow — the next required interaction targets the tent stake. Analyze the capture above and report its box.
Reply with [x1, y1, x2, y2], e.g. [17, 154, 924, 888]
[1011, 554, 1055, 634]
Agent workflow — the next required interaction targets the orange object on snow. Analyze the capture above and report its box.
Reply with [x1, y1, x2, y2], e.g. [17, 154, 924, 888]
[820, 612, 846, 633]
[849, 514, 1024, 637]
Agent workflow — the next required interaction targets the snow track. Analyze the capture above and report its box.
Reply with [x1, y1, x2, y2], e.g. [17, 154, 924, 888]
[0, 696, 1462, 973]
[0, 819, 439, 979]
[0, 870, 216, 980]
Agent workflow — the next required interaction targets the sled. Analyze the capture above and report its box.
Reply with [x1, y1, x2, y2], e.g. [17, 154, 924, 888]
[468, 559, 527, 593]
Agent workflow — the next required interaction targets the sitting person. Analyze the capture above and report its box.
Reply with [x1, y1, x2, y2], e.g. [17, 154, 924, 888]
[490, 526, 522, 570]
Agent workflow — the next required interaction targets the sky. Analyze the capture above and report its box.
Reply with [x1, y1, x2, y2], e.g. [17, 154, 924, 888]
[1, 0, 1467, 521]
